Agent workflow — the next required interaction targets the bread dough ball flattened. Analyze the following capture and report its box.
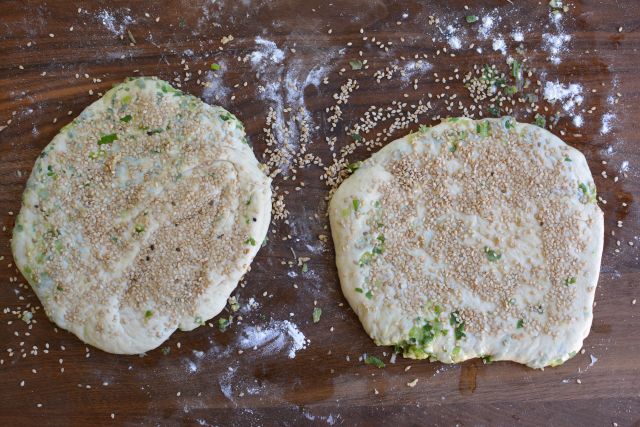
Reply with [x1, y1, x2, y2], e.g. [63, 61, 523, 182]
[12, 77, 272, 354]
[329, 118, 603, 369]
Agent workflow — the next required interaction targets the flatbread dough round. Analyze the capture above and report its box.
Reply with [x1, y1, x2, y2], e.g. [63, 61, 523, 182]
[12, 77, 272, 354]
[329, 117, 603, 368]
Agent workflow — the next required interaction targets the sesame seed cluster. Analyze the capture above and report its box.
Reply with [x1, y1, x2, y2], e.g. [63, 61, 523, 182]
[369, 120, 593, 335]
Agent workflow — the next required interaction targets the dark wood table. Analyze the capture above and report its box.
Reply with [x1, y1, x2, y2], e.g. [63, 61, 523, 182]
[1, 1, 639, 425]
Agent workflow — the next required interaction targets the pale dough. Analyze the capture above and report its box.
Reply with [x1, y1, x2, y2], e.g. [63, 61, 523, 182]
[329, 117, 603, 368]
[12, 77, 272, 354]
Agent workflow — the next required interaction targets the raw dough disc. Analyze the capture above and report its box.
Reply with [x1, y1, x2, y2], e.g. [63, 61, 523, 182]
[329, 117, 603, 368]
[12, 77, 272, 354]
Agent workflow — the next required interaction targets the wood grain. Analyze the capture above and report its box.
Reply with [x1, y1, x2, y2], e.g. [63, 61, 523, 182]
[1, 0, 639, 425]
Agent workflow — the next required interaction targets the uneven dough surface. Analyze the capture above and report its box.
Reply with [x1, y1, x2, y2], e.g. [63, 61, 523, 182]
[329, 117, 603, 368]
[12, 77, 272, 354]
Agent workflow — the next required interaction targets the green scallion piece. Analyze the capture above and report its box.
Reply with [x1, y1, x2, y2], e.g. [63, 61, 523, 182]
[534, 113, 546, 128]
[98, 133, 118, 145]
[312, 307, 322, 323]
[364, 355, 385, 368]
[476, 121, 490, 137]
[346, 161, 362, 173]
[218, 317, 230, 332]
[484, 246, 501, 262]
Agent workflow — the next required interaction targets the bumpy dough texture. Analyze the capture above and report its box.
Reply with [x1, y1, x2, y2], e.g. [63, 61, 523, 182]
[329, 118, 603, 368]
[12, 77, 272, 354]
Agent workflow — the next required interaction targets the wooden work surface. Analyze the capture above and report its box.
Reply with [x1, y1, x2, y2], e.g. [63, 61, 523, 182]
[0, 1, 639, 425]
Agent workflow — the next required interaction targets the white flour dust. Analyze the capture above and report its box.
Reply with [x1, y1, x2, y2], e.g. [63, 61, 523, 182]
[399, 60, 433, 83]
[478, 14, 498, 39]
[217, 363, 266, 403]
[249, 36, 332, 174]
[202, 61, 231, 102]
[601, 78, 620, 135]
[620, 160, 629, 173]
[239, 319, 309, 358]
[219, 365, 237, 401]
[445, 25, 462, 50]
[492, 37, 507, 55]
[448, 35, 462, 50]
[303, 411, 341, 425]
[250, 35, 329, 110]
[541, 11, 572, 65]
[543, 81, 583, 115]
[186, 360, 197, 374]
[241, 297, 260, 313]
[573, 115, 584, 128]
[250, 37, 286, 67]
[601, 112, 615, 135]
[305, 65, 328, 88]
[542, 33, 572, 64]
[96, 9, 135, 37]
[511, 30, 524, 42]
[182, 349, 206, 374]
